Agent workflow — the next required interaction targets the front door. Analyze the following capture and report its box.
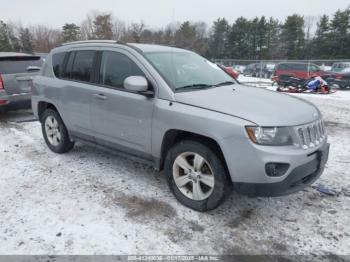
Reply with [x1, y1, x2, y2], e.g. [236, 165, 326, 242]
[90, 50, 154, 157]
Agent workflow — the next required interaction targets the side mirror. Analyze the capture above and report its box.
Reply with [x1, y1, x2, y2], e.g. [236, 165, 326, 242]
[124, 76, 149, 92]
[27, 66, 41, 72]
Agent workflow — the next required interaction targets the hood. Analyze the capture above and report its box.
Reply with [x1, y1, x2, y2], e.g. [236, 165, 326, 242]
[174, 85, 320, 126]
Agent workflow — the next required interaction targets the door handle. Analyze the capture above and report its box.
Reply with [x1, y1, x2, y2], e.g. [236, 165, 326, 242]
[93, 93, 108, 100]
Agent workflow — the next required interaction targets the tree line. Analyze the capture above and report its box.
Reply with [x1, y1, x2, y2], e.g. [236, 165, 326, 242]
[0, 7, 349, 60]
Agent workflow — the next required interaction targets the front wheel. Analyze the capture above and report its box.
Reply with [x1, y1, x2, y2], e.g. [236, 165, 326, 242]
[41, 109, 74, 154]
[164, 140, 231, 211]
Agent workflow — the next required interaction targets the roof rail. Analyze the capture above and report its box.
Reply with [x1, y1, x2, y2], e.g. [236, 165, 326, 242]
[61, 40, 126, 46]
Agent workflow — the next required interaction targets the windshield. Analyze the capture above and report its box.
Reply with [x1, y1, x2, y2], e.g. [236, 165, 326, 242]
[145, 51, 234, 91]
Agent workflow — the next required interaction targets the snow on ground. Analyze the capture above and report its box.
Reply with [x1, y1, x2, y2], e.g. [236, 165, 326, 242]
[238, 75, 273, 89]
[238, 75, 273, 84]
[0, 91, 349, 257]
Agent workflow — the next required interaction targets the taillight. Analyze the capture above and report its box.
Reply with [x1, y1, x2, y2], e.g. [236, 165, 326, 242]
[0, 75, 4, 90]
[0, 74, 8, 105]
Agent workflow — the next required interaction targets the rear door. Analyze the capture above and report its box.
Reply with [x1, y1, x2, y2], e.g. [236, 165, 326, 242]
[59, 50, 98, 140]
[0, 56, 42, 95]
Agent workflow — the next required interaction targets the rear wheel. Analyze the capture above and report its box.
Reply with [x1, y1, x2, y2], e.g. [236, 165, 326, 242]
[164, 140, 231, 211]
[41, 109, 74, 153]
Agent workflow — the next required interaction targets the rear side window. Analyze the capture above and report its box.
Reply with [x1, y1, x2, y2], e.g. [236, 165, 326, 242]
[0, 56, 42, 74]
[277, 64, 287, 70]
[278, 63, 307, 71]
[52, 52, 66, 78]
[291, 64, 307, 71]
[99, 51, 145, 89]
[70, 51, 96, 82]
[62, 52, 75, 79]
[309, 64, 320, 72]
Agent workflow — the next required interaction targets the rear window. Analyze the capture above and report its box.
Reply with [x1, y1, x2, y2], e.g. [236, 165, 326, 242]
[52, 52, 66, 78]
[0, 56, 42, 74]
[70, 51, 96, 82]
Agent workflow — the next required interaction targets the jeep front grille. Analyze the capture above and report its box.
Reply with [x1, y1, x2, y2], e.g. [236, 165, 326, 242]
[296, 120, 326, 149]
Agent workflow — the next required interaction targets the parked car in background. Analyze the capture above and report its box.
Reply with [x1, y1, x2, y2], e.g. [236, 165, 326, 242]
[0, 52, 42, 112]
[243, 63, 258, 76]
[331, 62, 350, 73]
[243, 62, 276, 78]
[334, 71, 350, 89]
[32, 41, 329, 211]
[272, 62, 334, 83]
[217, 64, 239, 80]
[260, 63, 276, 78]
[233, 65, 246, 74]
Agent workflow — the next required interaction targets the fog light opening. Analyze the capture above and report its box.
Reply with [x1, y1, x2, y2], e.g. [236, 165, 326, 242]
[265, 163, 290, 177]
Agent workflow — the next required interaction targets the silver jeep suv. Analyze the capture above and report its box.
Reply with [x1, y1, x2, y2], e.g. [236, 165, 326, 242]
[32, 41, 330, 211]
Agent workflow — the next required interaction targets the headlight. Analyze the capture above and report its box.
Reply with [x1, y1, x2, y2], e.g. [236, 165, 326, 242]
[245, 126, 293, 146]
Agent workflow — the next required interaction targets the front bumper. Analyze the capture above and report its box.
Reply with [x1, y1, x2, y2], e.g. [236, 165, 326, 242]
[234, 142, 330, 197]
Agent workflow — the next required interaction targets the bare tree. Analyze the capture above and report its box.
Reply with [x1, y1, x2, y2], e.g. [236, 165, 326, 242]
[112, 19, 126, 41]
[80, 13, 94, 40]
[130, 21, 145, 43]
[30, 25, 62, 52]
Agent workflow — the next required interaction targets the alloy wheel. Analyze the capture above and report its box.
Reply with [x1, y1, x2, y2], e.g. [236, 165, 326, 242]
[44, 116, 62, 146]
[172, 152, 215, 201]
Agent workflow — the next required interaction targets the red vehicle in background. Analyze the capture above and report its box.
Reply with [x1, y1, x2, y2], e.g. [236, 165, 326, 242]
[217, 64, 239, 80]
[272, 62, 334, 84]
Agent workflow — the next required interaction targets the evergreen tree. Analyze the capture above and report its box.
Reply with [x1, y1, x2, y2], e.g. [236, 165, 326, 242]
[280, 15, 305, 59]
[20, 28, 34, 53]
[93, 14, 113, 40]
[329, 9, 350, 58]
[0, 21, 13, 51]
[208, 18, 229, 59]
[256, 16, 269, 59]
[8, 29, 21, 52]
[228, 17, 251, 59]
[313, 15, 331, 58]
[266, 17, 282, 59]
[62, 23, 81, 42]
[174, 21, 197, 50]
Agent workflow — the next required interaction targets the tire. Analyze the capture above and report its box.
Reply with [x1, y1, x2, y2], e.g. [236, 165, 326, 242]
[164, 140, 231, 212]
[41, 109, 74, 154]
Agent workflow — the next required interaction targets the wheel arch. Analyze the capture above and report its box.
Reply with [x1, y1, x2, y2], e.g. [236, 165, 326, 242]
[159, 129, 231, 181]
[37, 101, 59, 122]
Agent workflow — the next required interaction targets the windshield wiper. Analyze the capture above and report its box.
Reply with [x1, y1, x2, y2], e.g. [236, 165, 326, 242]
[176, 84, 213, 91]
[214, 81, 236, 87]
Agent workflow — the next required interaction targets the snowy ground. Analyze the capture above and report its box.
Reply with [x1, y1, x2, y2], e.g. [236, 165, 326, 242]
[0, 91, 349, 258]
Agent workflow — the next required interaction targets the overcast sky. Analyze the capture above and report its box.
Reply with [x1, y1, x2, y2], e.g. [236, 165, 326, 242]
[2, 0, 350, 28]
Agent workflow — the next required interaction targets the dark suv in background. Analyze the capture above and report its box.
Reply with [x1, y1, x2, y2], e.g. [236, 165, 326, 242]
[243, 62, 276, 78]
[0, 52, 42, 111]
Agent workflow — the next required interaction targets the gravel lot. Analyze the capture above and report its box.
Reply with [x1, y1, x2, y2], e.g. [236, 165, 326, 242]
[0, 90, 349, 258]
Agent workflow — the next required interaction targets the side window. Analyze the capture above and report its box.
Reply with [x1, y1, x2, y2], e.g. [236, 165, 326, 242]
[62, 52, 75, 79]
[99, 51, 145, 89]
[292, 64, 306, 71]
[309, 64, 320, 72]
[279, 64, 289, 70]
[71, 51, 96, 82]
[52, 52, 66, 78]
